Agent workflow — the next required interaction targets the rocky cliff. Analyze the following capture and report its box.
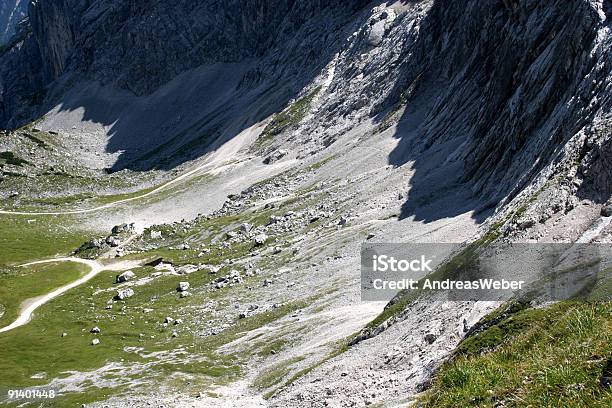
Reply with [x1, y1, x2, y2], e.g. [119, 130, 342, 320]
[0, 0, 369, 127]
[0, 0, 609, 228]
[0, 0, 27, 45]
[280, 0, 611, 211]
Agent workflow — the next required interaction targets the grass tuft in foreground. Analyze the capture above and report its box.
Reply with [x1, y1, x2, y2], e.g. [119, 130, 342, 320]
[421, 301, 612, 407]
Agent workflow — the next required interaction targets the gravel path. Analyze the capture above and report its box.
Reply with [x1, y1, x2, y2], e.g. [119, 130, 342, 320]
[0, 257, 140, 334]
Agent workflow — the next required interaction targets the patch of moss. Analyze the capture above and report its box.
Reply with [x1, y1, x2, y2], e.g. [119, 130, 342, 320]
[306, 154, 337, 171]
[264, 339, 352, 399]
[253, 356, 306, 390]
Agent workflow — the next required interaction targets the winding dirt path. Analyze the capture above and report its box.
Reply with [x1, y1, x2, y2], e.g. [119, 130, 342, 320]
[0, 258, 102, 333]
[0, 121, 277, 333]
[0, 121, 273, 333]
[0, 120, 269, 217]
[0, 157, 230, 216]
[0, 257, 140, 334]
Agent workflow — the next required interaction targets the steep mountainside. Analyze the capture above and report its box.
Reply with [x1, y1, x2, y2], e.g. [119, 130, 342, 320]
[1, 0, 610, 203]
[0, 0, 26, 45]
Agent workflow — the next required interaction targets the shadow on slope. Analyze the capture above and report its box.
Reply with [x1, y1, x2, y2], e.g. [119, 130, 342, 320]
[25, 1, 389, 173]
[386, 81, 492, 224]
[384, 0, 602, 224]
[45, 62, 293, 172]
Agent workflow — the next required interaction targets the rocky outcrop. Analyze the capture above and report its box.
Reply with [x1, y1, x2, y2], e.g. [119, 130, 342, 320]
[28, 0, 77, 82]
[251, 0, 610, 216]
[417, 0, 610, 205]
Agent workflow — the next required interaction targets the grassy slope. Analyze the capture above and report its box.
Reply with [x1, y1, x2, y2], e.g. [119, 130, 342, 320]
[0, 260, 308, 405]
[255, 86, 321, 148]
[0, 261, 89, 327]
[0, 215, 92, 266]
[0, 160, 341, 405]
[422, 301, 612, 407]
[0, 205, 318, 406]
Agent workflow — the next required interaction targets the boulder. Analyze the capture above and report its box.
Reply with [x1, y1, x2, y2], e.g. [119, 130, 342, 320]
[229, 270, 243, 283]
[254, 233, 268, 246]
[517, 218, 536, 230]
[106, 236, 121, 247]
[176, 264, 198, 275]
[116, 288, 135, 300]
[90, 327, 101, 334]
[85, 238, 103, 249]
[601, 205, 612, 217]
[177, 281, 190, 292]
[112, 223, 131, 234]
[268, 215, 282, 224]
[91, 339, 100, 346]
[263, 149, 288, 165]
[116, 270, 136, 283]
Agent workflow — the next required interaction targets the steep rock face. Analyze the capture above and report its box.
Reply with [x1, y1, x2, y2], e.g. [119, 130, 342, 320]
[273, 0, 611, 212]
[416, 0, 610, 205]
[0, 0, 610, 207]
[0, 0, 370, 128]
[0, 21, 44, 125]
[0, 0, 27, 45]
[69, 0, 367, 94]
[29, 0, 78, 82]
[579, 116, 612, 201]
